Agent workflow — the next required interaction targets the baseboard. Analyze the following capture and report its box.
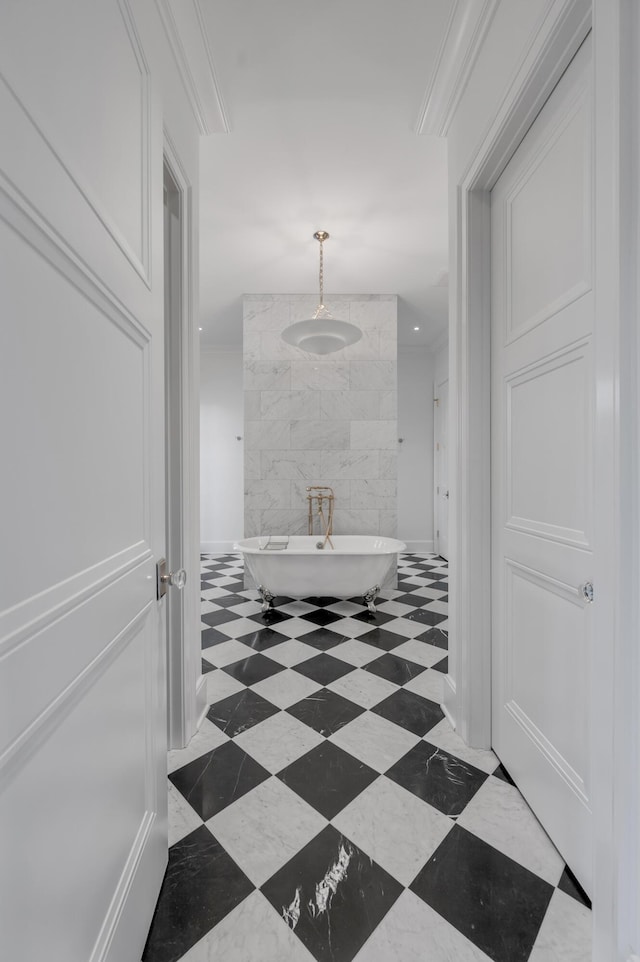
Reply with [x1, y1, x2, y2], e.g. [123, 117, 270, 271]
[442, 673, 457, 729]
[195, 674, 208, 728]
[401, 539, 435, 553]
[200, 540, 241, 554]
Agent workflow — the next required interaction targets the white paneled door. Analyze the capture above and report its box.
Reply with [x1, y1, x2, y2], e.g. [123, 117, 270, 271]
[491, 37, 593, 894]
[0, 3, 168, 961]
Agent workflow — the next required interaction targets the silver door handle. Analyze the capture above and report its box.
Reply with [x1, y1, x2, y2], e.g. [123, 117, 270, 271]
[156, 559, 187, 599]
[444, 490, 449, 499]
[579, 582, 594, 604]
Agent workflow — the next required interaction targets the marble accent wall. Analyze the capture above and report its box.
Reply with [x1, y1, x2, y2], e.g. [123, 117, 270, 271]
[243, 294, 397, 537]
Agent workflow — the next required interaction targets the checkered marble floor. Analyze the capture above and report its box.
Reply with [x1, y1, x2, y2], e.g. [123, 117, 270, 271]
[143, 553, 592, 962]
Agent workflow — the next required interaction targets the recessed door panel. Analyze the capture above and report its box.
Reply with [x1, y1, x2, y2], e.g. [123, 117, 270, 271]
[506, 345, 591, 545]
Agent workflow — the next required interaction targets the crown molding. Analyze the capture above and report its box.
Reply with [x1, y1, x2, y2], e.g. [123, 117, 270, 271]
[414, 0, 501, 138]
[156, 0, 230, 135]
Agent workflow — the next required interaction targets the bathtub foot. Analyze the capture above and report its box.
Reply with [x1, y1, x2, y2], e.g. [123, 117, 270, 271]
[363, 585, 381, 614]
[257, 585, 275, 613]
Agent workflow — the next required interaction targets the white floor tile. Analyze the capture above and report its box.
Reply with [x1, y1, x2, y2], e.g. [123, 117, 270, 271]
[423, 719, 498, 774]
[457, 776, 565, 886]
[326, 669, 398, 708]
[251, 669, 322, 709]
[528, 889, 592, 962]
[263, 638, 319, 667]
[206, 780, 327, 888]
[167, 718, 229, 774]
[403, 669, 444, 704]
[330, 638, 384, 667]
[391, 638, 448, 668]
[329, 711, 419, 772]
[168, 781, 203, 846]
[353, 889, 493, 962]
[333, 779, 453, 886]
[234, 711, 324, 773]
[203, 638, 260, 668]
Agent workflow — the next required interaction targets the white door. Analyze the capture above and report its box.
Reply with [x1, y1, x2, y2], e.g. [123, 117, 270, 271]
[0, 4, 168, 960]
[434, 380, 449, 560]
[491, 37, 593, 894]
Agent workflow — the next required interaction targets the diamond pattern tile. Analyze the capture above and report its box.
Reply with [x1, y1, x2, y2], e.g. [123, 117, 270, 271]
[143, 552, 591, 962]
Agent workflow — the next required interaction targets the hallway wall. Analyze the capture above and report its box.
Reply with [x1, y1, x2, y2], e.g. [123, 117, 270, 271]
[200, 349, 244, 552]
[397, 346, 435, 550]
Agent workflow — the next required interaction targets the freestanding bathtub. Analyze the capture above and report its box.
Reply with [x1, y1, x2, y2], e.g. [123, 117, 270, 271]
[235, 535, 407, 612]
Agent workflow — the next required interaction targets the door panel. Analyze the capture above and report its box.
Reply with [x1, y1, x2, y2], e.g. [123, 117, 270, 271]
[491, 36, 593, 893]
[0, 2, 167, 960]
[434, 379, 449, 560]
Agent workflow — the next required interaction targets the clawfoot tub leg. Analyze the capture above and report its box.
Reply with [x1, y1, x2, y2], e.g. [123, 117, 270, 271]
[257, 585, 275, 614]
[363, 585, 381, 614]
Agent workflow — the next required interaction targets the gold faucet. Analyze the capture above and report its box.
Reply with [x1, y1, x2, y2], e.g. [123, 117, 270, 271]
[306, 486, 334, 549]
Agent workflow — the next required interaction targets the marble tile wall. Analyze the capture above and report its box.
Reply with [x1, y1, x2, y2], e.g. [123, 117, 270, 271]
[243, 294, 397, 537]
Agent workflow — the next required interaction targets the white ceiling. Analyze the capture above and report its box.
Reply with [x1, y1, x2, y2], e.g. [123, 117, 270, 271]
[195, 0, 454, 348]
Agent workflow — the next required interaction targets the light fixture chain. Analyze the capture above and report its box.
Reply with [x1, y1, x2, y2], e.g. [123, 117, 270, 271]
[318, 238, 324, 307]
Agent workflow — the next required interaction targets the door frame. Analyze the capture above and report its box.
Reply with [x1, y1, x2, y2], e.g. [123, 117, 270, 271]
[449, 0, 640, 956]
[433, 375, 449, 560]
[163, 134, 206, 750]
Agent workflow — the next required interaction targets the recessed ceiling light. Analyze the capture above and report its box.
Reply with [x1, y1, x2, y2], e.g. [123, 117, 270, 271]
[413, 326, 420, 331]
[198, 327, 203, 331]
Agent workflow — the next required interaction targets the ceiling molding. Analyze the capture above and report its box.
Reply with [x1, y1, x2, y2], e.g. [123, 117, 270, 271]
[414, 0, 501, 138]
[155, 0, 230, 135]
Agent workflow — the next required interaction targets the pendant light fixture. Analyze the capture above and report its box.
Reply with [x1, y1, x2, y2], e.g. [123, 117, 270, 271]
[281, 231, 362, 355]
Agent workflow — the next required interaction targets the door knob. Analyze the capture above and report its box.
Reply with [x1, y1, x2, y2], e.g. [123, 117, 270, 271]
[579, 582, 594, 604]
[156, 559, 187, 599]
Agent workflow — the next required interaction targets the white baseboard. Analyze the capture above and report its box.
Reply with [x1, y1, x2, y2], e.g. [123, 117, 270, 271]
[442, 673, 457, 729]
[200, 540, 241, 554]
[195, 674, 208, 729]
[401, 539, 435, 553]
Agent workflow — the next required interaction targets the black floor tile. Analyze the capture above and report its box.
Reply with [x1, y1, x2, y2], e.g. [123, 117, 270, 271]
[201, 659, 215, 675]
[352, 627, 405, 651]
[386, 741, 488, 816]
[277, 741, 378, 819]
[235, 627, 290, 652]
[261, 824, 402, 962]
[364, 652, 426, 686]
[247, 609, 293, 626]
[371, 688, 444, 736]
[392, 594, 430, 609]
[558, 865, 592, 909]
[299, 608, 343, 627]
[293, 652, 356, 686]
[210, 594, 251, 608]
[169, 742, 270, 819]
[432, 656, 448, 673]
[492, 762, 516, 786]
[301, 596, 341, 607]
[201, 627, 233, 649]
[404, 608, 448, 627]
[300, 627, 344, 651]
[207, 688, 280, 737]
[287, 688, 365, 736]
[351, 609, 397, 625]
[410, 824, 554, 962]
[222, 652, 286, 686]
[201, 609, 241, 628]
[415, 627, 448, 650]
[142, 825, 254, 962]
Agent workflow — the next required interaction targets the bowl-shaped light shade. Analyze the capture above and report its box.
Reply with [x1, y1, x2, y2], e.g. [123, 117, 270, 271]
[281, 317, 362, 355]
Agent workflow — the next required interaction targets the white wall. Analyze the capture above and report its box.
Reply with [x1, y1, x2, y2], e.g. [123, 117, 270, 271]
[200, 349, 244, 551]
[397, 346, 435, 550]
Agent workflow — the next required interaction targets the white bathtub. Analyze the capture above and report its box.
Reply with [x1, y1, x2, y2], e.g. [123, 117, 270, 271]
[235, 535, 407, 612]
